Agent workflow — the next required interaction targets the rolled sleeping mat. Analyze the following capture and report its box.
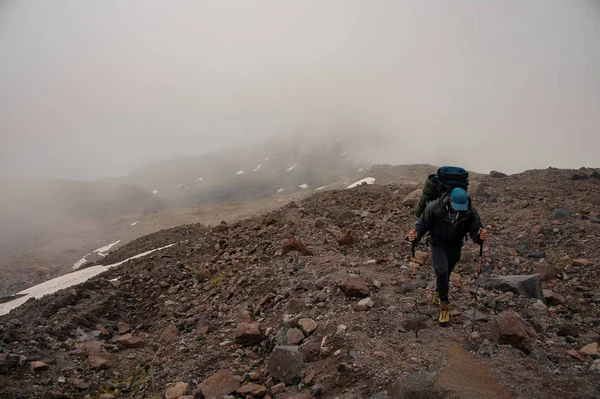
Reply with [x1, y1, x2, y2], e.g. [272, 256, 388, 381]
[414, 174, 438, 217]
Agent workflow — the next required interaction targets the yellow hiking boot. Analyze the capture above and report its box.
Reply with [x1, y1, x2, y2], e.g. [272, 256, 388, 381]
[432, 291, 441, 305]
[439, 303, 450, 325]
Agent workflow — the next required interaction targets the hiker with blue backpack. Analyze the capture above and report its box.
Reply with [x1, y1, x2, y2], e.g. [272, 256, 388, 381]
[406, 167, 488, 326]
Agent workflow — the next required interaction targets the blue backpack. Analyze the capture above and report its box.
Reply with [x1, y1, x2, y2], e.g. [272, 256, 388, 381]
[414, 166, 469, 217]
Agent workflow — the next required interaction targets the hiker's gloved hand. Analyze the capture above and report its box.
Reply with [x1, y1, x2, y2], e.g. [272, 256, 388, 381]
[407, 229, 417, 242]
[478, 228, 489, 241]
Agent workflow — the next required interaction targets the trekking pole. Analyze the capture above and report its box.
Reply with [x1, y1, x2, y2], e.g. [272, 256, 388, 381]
[471, 242, 484, 333]
[411, 240, 419, 338]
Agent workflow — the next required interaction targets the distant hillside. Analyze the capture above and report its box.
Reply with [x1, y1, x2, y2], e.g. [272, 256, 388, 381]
[0, 179, 165, 259]
[126, 132, 375, 207]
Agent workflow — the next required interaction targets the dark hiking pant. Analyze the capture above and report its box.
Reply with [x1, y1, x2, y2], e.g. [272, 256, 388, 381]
[430, 244, 462, 303]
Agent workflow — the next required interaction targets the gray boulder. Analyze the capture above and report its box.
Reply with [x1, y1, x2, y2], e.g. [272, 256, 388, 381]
[479, 275, 543, 299]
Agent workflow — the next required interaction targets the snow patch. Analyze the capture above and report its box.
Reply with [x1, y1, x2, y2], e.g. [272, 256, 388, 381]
[253, 164, 262, 172]
[277, 188, 285, 193]
[195, 178, 203, 182]
[72, 254, 91, 270]
[131, 221, 139, 226]
[272, 164, 284, 172]
[235, 170, 245, 176]
[176, 184, 183, 188]
[1, 244, 175, 316]
[315, 186, 327, 191]
[298, 184, 309, 189]
[340, 152, 347, 157]
[264, 157, 270, 161]
[346, 177, 375, 189]
[286, 164, 298, 172]
[153, 190, 158, 194]
[358, 168, 364, 172]
[94, 240, 121, 257]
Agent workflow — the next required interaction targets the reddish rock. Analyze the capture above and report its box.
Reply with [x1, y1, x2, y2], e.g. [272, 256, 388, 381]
[271, 383, 286, 395]
[413, 250, 430, 266]
[115, 333, 144, 349]
[337, 230, 357, 247]
[197, 268, 211, 282]
[568, 350, 585, 362]
[116, 322, 133, 334]
[535, 263, 557, 281]
[282, 237, 313, 256]
[196, 369, 241, 399]
[30, 361, 48, 372]
[286, 328, 305, 345]
[573, 258, 592, 266]
[235, 323, 263, 346]
[87, 355, 110, 370]
[160, 325, 179, 344]
[490, 310, 536, 354]
[532, 225, 543, 235]
[297, 318, 318, 335]
[166, 382, 190, 399]
[95, 324, 110, 338]
[335, 275, 370, 298]
[237, 383, 267, 397]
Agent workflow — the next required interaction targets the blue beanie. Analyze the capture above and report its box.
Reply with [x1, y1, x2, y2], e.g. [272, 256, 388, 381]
[450, 188, 468, 211]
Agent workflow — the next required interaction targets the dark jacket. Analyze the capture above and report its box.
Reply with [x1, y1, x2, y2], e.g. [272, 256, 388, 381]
[414, 193, 484, 247]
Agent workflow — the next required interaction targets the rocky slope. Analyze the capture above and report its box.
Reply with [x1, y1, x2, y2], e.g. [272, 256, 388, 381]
[1, 167, 599, 399]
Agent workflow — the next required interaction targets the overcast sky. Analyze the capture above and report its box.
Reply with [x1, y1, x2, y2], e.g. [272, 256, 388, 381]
[1, 0, 599, 179]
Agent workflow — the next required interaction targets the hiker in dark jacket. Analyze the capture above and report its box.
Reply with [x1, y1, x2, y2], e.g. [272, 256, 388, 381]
[407, 187, 488, 325]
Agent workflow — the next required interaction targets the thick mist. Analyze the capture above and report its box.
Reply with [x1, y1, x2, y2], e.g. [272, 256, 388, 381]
[1, 0, 599, 180]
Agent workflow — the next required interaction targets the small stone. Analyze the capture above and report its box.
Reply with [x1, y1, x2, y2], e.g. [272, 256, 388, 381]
[298, 318, 318, 335]
[116, 322, 133, 334]
[115, 333, 144, 349]
[413, 251, 430, 266]
[490, 170, 508, 178]
[87, 355, 110, 370]
[30, 361, 48, 372]
[532, 300, 548, 314]
[354, 297, 375, 311]
[271, 383, 286, 395]
[535, 264, 557, 281]
[573, 258, 593, 266]
[532, 225, 543, 235]
[67, 378, 89, 390]
[166, 382, 190, 399]
[450, 272, 462, 289]
[557, 323, 579, 338]
[237, 382, 267, 397]
[335, 275, 370, 298]
[286, 328, 305, 345]
[551, 208, 572, 220]
[373, 351, 388, 359]
[99, 394, 116, 399]
[235, 323, 263, 346]
[197, 370, 241, 399]
[568, 350, 586, 362]
[311, 384, 325, 397]
[580, 343, 600, 359]
[160, 325, 179, 344]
